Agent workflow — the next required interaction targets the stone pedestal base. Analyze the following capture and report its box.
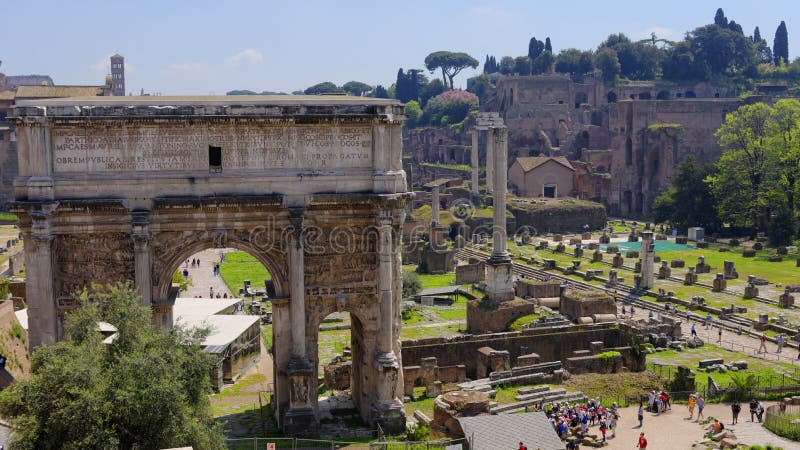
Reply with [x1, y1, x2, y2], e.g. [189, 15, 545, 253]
[283, 406, 319, 437]
[485, 260, 514, 303]
[371, 400, 406, 435]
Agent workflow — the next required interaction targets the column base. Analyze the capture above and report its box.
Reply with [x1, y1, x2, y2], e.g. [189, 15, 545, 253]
[371, 400, 406, 435]
[485, 259, 514, 302]
[283, 406, 319, 437]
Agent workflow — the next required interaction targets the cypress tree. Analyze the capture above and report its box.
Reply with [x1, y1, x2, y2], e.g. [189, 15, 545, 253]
[714, 8, 728, 28]
[774, 21, 789, 65]
[545, 37, 552, 53]
[754, 26, 762, 43]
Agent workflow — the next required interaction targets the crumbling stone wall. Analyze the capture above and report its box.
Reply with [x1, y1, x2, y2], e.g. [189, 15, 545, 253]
[402, 323, 639, 379]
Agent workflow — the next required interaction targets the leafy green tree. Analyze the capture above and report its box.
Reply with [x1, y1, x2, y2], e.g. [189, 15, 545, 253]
[373, 85, 389, 98]
[594, 47, 621, 84]
[467, 73, 496, 105]
[499, 56, 515, 75]
[652, 156, 720, 233]
[662, 41, 708, 81]
[514, 56, 531, 75]
[342, 81, 373, 97]
[714, 8, 728, 28]
[0, 283, 223, 450]
[404, 100, 421, 128]
[531, 51, 555, 75]
[419, 79, 446, 108]
[712, 103, 775, 230]
[528, 37, 545, 60]
[424, 51, 479, 89]
[544, 37, 552, 53]
[752, 26, 774, 64]
[774, 21, 789, 65]
[304, 81, 343, 95]
[689, 24, 756, 76]
[599, 33, 662, 80]
[727, 20, 743, 35]
[554, 49, 594, 78]
[402, 272, 421, 298]
[483, 55, 498, 74]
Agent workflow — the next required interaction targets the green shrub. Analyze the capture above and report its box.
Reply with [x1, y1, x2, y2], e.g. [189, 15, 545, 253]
[596, 351, 622, 362]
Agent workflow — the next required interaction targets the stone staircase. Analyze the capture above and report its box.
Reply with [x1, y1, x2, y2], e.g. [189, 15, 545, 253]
[457, 379, 588, 415]
[490, 385, 588, 414]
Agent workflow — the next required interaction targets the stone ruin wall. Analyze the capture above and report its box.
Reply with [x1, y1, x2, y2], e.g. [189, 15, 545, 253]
[401, 323, 639, 379]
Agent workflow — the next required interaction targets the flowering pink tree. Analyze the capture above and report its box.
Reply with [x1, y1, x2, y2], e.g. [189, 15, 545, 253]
[421, 90, 478, 126]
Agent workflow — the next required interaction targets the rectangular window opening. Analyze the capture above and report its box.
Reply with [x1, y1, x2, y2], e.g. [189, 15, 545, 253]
[208, 145, 222, 172]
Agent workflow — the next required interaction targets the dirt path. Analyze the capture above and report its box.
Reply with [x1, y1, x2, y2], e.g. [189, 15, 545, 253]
[600, 401, 795, 449]
[181, 248, 235, 298]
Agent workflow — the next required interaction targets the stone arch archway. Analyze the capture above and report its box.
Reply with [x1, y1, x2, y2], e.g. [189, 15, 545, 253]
[11, 96, 411, 436]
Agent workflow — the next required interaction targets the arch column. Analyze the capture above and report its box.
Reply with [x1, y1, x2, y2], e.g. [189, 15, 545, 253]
[371, 212, 405, 433]
[131, 210, 152, 307]
[283, 207, 317, 436]
[25, 205, 58, 350]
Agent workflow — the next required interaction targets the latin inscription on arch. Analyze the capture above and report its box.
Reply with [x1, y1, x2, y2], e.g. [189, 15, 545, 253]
[52, 124, 373, 173]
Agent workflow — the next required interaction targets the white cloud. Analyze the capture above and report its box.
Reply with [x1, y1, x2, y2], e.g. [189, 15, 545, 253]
[633, 27, 679, 43]
[166, 63, 208, 72]
[226, 49, 264, 65]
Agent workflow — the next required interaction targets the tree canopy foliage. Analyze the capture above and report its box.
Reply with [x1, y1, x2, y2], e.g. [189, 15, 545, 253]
[774, 21, 789, 65]
[417, 90, 478, 127]
[424, 51, 479, 89]
[304, 81, 343, 95]
[652, 156, 720, 233]
[0, 283, 223, 450]
[708, 99, 800, 243]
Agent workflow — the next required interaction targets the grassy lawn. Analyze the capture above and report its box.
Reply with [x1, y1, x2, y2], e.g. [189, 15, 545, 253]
[647, 342, 800, 389]
[210, 372, 268, 416]
[219, 251, 271, 295]
[403, 265, 457, 290]
[658, 247, 800, 286]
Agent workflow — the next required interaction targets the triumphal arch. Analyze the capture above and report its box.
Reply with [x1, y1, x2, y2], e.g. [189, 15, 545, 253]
[11, 96, 410, 434]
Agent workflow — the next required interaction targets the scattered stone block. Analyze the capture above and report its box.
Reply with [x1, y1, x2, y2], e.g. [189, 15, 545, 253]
[742, 248, 756, 257]
[769, 255, 783, 262]
[753, 242, 763, 250]
[671, 259, 685, 268]
[626, 250, 639, 258]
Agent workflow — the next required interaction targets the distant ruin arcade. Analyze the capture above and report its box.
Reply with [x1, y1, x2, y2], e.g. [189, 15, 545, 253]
[11, 95, 411, 435]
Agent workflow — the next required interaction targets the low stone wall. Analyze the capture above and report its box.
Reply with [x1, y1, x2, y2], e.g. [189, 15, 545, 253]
[456, 262, 484, 285]
[402, 323, 641, 379]
[515, 279, 561, 298]
[509, 201, 606, 233]
[565, 353, 624, 374]
[466, 298, 537, 333]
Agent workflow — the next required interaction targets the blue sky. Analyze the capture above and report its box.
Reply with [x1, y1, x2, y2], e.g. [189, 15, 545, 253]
[3, 1, 798, 95]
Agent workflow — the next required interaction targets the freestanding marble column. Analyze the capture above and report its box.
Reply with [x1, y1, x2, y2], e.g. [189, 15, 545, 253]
[485, 129, 494, 194]
[471, 130, 479, 195]
[372, 213, 405, 432]
[284, 208, 316, 435]
[131, 210, 152, 307]
[430, 185, 440, 227]
[640, 231, 655, 289]
[485, 126, 514, 302]
[25, 208, 58, 350]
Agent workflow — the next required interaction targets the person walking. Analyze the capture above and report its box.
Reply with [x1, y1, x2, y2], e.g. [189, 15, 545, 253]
[758, 333, 768, 353]
[776, 334, 785, 353]
[749, 398, 758, 422]
[696, 394, 705, 421]
[688, 393, 696, 419]
[691, 323, 697, 339]
[757, 401, 765, 422]
[731, 401, 741, 425]
[718, 327, 722, 343]
[636, 432, 648, 449]
[637, 402, 644, 427]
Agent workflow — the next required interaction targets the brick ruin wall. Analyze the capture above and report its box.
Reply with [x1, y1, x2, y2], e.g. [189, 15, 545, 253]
[401, 323, 640, 379]
[402, 74, 764, 218]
